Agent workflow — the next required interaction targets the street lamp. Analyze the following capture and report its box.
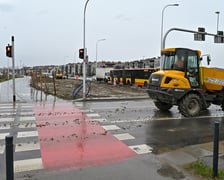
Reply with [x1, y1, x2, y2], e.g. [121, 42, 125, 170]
[161, 3, 179, 50]
[83, 0, 90, 99]
[96, 38, 106, 68]
[215, 11, 220, 32]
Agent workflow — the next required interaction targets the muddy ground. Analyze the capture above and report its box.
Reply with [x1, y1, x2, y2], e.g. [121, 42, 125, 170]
[30, 78, 148, 100]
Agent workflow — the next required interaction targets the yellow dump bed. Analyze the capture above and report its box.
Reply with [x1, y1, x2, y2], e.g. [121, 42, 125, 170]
[201, 67, 224, 92]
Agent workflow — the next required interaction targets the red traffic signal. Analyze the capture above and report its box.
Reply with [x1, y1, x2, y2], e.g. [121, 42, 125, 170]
[79, 48, 84, 59]
[6, 45, 12, 57]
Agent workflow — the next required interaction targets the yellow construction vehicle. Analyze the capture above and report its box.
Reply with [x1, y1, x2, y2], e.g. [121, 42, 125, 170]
[147, 47, 224, 117]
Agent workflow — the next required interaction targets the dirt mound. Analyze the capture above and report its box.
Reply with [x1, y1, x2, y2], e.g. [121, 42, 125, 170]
[31, 78, 147, 100]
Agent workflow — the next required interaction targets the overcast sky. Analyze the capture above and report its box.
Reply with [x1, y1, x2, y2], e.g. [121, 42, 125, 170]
[0, 0, 223, 68]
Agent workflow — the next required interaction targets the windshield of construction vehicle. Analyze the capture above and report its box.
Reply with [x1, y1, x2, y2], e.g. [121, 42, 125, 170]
[162, 53, 185, 71]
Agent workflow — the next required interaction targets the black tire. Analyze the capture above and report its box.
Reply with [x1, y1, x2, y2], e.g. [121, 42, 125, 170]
[178, 93, 202, 117]
[154, 101, 173, 111]
[221, 101, 224, 111]
[144, 81, 148, 88]
[202, 102, 211, 110]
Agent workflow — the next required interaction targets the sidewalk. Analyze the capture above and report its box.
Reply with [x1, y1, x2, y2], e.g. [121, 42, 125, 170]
[158, 141, 224, 179]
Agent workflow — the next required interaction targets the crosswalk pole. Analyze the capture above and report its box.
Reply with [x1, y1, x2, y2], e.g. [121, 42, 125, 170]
[212, 121, 220, 178]
[5, 135, 14, 180]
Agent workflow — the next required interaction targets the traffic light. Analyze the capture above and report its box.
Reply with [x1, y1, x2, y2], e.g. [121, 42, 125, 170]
[214, 31, 224, 43]
[6, 45, 12, 57]
[79, 48, 84, 59]
[194, 27, 205, 41]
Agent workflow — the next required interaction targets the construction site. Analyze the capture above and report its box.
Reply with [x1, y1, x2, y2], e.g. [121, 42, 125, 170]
[30, 75, 147, 100]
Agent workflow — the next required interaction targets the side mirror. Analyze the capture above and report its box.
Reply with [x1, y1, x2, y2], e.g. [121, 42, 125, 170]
[207, 56, 211, 65]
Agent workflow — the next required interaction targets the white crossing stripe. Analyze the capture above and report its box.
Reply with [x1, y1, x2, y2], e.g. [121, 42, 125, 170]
[0, 145, 5, 154]
[129, 144, 153, 154]
[17, 131, 38, 138]
[0, 133, 10, 140]
[0, 109, 16, 112]
[0, 125, 11, 129]
[15, 142, 40, 152]
[20, 112, 35, 116]
[20, 105, 33, 108]
[74, 102, 83, 107]
[20, 116, 36, 121]
[92, 118, 107, 122]
[114, 133, 135, 141]
[81, 109, 94, 113]
[0, 117, 14, 122]
[18, 123, 36, 128]
[102, 125, 120, 131]
[0, 106, 16, 109]
[14, 158, 43, 173]
[87, 113, 100, 117]
[0, 112, 16, 116]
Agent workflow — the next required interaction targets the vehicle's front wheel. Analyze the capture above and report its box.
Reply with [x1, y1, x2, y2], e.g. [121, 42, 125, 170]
[221, 100, 224, 111]
[154, 101, 173, 111]
[178, 93, 202, 117]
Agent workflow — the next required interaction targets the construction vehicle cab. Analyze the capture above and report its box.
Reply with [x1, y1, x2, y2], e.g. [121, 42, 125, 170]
[147, 48, 224, 117]
[161, 48, 201, 88]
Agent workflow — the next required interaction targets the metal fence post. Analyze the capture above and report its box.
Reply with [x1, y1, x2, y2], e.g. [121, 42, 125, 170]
[5, 135, 14, 180]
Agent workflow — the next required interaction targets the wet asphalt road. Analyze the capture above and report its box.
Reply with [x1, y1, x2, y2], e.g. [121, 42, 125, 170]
[77, 99, 224, 154]
[1, 77, 224, 180]
[1, 77, 224, 155]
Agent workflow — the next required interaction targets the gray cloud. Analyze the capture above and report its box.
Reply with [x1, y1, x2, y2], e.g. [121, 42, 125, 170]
[116, 14, 132, 22]
[0, 3, 13, 12]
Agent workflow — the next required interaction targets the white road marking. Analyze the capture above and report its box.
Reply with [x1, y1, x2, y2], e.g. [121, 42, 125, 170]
[92, 118, 107, 122]
[0, 112, 16, 116]
[20, 105, 33, 108]
[15, 142, 40, 152]
[129, 144, 153, 154]
[0, 106, 16, 109]
[14, 158, 43, 173]
[87, 113, 100, 117]
[0, 133, 10, 140]
[17, 131, 38, 138]
[20, 116, 36, 121]
[0, 145, 5, 154]
[20, 112, 35, 116]
[0, 125, 10, 129]
[114, 133, 135, 141]
[80, 109, 94, 113]
[0, 117, 14, 122]
[74, 103, 83, 107]
[102, 125, 120, 131]
[18, 123, 36, 128]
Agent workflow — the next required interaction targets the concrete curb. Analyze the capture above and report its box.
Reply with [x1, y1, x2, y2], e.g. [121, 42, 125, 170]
[73, 95, 149, 102]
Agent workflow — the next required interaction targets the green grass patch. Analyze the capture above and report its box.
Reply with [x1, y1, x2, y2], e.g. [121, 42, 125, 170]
[184, 161, 224, 180]
[0, 76, 11, 83]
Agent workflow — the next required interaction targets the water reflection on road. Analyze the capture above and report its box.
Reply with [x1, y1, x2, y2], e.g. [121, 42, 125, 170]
[0, 77, 67, 104]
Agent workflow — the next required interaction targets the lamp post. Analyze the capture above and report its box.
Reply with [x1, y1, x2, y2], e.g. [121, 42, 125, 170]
[83, 0, 90, 99]
[95, 38, 106, 69]
[215, 11, 220, 32]
[161, 3, 179, 50]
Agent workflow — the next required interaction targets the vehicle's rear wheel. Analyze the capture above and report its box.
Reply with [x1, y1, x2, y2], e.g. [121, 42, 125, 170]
[154, 101, 173, 111]
[178, 93, 202, 117]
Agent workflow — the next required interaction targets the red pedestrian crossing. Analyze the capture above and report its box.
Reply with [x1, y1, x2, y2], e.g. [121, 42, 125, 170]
[34, 103, 136, 170]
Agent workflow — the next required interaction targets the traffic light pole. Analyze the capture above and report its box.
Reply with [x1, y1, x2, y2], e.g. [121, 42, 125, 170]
[12, 36, 16, 103]
[83, 0, 90, 99]
[162, 27, 224, 49]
